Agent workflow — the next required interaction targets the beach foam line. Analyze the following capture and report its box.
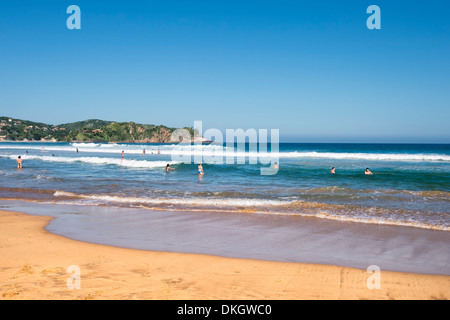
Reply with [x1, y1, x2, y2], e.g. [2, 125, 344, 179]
[53, 191, 292, 207]
[46, 192, 450, 232]
[0, 154, 177, 169]
[293, 210, 450, 232]
[51, 191, 450, 231]
[1, 189, 448, 231]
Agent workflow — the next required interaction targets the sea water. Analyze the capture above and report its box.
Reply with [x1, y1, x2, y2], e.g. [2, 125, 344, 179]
[1, 142, 448, 231]
[1, 142, 449, 274]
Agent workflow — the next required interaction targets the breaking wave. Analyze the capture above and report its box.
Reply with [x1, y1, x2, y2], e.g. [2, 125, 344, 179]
[1, 143, 449, 162]
[0, 154, 177, 169]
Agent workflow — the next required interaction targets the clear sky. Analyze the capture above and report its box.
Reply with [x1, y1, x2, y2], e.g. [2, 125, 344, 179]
[0, 1, 449, 143]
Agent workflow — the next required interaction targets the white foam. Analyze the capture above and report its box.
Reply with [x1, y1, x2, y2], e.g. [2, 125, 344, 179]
[277, 151, 450, 162]
[0, 154, 176, 169]
[53, 191, 291, 207]
[1, 144, 448, 162]
[51, 191, 450, 231]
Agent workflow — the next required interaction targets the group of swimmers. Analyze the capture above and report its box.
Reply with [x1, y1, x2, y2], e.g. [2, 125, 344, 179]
[330, 167, 373, 175]
[15, 152, 373, 176]
[118, 150, 204, 176]
[165, 163, 204, 175]
[141, 149, 160, 156]
[165, 162, 373, 176]
[121, 149, 160, 160]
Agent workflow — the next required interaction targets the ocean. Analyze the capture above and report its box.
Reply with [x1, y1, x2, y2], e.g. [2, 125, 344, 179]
[1, 142, 449, 231]
[1, 141, 449, 274]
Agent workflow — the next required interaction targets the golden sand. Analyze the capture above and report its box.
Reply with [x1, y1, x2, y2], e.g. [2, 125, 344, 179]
[0, 210, 448, 300]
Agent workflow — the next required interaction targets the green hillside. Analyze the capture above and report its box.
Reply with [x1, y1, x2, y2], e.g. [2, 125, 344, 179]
[58, 119, 113, 131]
[0, 117, 196, 143]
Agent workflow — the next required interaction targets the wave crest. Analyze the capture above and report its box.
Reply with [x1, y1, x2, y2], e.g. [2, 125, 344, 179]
[1, 154, 177, 169]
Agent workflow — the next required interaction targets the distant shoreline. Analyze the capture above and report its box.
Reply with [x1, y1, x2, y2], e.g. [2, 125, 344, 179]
[0, 140, 448, 145]
[0, 139, 214, 144]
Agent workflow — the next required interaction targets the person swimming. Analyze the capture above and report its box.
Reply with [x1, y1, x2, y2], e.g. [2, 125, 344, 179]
[273, 162, 279, 169]
[365, 168, 373, 175]
[166, 164, 175, 172]
[198, 163, 204, 176]
[330, 167, 335, 174]
[16, 156, 23, 169]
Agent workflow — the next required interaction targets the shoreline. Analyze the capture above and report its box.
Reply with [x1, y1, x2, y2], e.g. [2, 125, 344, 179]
[2, 140, 449, 145]
[0, 209, 449, 300]
[0, 140, 214, 144]
[2, 199, 450, 276]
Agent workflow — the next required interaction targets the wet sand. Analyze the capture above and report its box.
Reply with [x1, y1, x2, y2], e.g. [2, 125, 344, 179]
[3, 200, 449, 276]
[0, 210, 449, 300]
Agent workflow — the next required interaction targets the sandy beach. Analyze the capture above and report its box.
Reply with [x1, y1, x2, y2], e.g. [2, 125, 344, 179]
[0, 209, 449, 300]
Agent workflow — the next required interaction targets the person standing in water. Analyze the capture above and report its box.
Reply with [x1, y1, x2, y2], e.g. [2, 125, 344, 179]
[166, 164, 175, 172]
[330, 167, 335, 174]
[365, 168, 373, 175]
[197, 163, 204, 176]
[16, 156, 23, 169]
[121, 150, 124, 160]
[142, 149, 146, 156]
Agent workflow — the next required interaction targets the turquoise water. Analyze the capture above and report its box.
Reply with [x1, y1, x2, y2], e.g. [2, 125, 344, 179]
[0, 142, 449, 230]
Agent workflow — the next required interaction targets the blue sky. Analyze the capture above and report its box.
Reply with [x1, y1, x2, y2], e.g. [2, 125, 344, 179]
[0, 1, 449, 142]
